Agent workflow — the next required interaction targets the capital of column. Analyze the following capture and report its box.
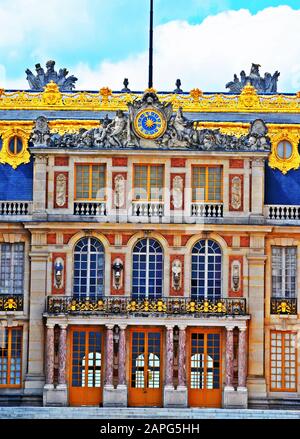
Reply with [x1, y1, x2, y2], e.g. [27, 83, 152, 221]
[105, 324, 115, 330]
[178, 324, 187, 331]
[165, 324, 174, 331]
[46, 323, 55, 329]
[58, 324, 68, 330]
[118, 324, 127, 330]
[225, 325, 235, 332]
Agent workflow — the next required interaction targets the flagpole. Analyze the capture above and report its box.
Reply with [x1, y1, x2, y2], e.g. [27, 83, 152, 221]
[148, 0, 154, 88]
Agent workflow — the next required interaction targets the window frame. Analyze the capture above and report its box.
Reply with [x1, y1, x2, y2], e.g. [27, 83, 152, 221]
[0, 243, 25, 296]
[191, 239, 222, 300]
[0, 327, 23, 388]
[133, 164, 164, 202]
[132, 238, 164, 300]
[270, 330, 297, 392]
[271, 246, 297, 298]
[74, 163, 106, 201]
[73, 237, 105, 300]
[191, 165, 223, 203]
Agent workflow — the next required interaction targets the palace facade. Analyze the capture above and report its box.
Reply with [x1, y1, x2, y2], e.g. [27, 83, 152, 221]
[0, 63, 299, 409]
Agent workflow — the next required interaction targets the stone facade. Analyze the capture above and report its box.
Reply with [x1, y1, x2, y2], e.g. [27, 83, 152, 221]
[0, 82, 299, 410]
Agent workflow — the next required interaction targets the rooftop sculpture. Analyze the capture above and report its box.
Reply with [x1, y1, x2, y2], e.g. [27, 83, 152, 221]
[25, 60, 78, 91]
[29, 91, 270, 152]
[226, 63, 280, 94]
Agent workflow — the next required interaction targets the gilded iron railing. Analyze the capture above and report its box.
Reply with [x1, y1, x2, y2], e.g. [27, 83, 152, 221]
[0, 295, 24, 311]
[270, 297, 297, 315]
[1, 82, 300, 113]
[46, 296, 247, 316]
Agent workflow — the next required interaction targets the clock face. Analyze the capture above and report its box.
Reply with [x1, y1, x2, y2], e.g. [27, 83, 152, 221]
[133, 108, 167, 140]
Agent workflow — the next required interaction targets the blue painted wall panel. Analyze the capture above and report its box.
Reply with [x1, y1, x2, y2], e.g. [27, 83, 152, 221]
[0, 160, 33, 200]
[265, 163, 300, 205]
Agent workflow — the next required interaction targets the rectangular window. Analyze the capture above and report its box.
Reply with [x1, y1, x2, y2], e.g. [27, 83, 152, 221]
[270, 331, 297, 392]
[75, 164, 106, 200]
[133, 165, 164, 201]
[271, 247, 296, 298]
[0, 243, 24, 295]
[192, 166, 222, 202]
[0, 327, 22, 387]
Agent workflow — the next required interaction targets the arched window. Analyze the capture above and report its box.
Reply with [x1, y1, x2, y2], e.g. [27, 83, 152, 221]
[191, 239, 222, 300]
[73, 237, 104, 300]
[132, 238, 163, 300]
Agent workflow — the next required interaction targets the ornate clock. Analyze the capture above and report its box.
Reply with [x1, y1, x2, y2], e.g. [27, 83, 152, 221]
[133, 108, 167, 140]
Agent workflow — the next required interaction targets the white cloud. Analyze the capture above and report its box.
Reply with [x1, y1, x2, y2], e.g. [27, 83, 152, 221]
[72, 6, 300, 93]
[2, 5, 300, 92]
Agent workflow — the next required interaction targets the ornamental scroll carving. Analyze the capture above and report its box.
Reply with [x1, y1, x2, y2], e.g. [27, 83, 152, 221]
[231, 176, 242, 210]
[55, 173, 67, 207]
[172, 259, 182, 291]
[114, 174, 126, 208]
[172, 176, 183, 209]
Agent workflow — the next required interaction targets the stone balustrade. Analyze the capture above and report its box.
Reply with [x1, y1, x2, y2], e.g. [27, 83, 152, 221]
[0, 201, 32, 216]
[74, 201, 107, 216]
[132, 201, 164, 217]
[191, 202, 223, 218]
[265, 204, 300, 220]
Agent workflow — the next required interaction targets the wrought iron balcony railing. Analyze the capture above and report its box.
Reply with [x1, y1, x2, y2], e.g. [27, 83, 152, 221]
[46, 296, 247, 316]
[0, 295, 24, 311]
[270, 297, 297, 315]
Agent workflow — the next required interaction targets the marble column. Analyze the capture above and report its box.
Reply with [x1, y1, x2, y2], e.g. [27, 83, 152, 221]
[178, 326, 186, 387]
[105, 325, 114, 387]
[118, 325, 127, 386]
[225, 327, 234, 388]
[238, 328, 247, 388]
[58, 325, 67, 387]
[165, 326, 174, 387]
[45, 324, 54, 387]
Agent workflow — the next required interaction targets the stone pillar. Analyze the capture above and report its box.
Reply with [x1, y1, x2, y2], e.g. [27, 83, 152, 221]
[118, 325, 127, 386]
[43, 323, 68, 407]
[25, 250, 48, 396]
[105, 325, 114, 387]
[58, 325, 67, 387]
[250, 158, 265, 220]
[247, 248, 267, 400]
[104, 324, 127, 407]
[224, 325, 249, 409]
[165, 326, 174, 387]
[45, 324, 54, 387]
[225, 327, 234, 388]
[238, 328, 247, 389]
[164, 325, 187, 408]
[178, 326, 186, 387]
[33, 155, 48, 219]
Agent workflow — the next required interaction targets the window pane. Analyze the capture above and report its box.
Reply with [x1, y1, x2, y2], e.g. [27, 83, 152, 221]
[0, 243, 24, 295]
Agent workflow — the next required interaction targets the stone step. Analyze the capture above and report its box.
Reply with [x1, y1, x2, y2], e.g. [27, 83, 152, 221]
[0, 407, 299, 419]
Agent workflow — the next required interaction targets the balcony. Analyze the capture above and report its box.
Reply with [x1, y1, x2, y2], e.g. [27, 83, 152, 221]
[132, 201, 164, 217]
[74, 201, 107, 216]
[0, 295, 24, 312]
[265, 205, 300, 221]
[0, 201, 32, 216]
[270, 297, 297, 315]
[46, 296, 247, 316]
[191, 202, 223, 218]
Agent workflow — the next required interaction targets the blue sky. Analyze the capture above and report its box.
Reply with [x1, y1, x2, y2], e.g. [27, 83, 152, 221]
[1, 1, 300, 91]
